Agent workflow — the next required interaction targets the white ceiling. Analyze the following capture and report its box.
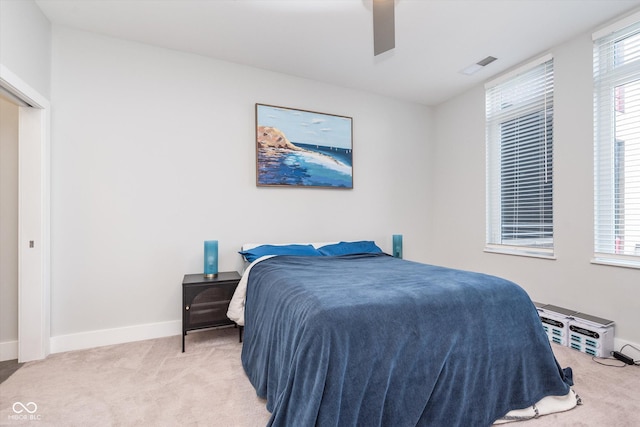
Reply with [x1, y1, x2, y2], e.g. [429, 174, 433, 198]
[35, 0, 640, 106]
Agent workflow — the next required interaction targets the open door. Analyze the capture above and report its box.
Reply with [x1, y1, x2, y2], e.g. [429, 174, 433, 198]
[1, 64, 51, 362]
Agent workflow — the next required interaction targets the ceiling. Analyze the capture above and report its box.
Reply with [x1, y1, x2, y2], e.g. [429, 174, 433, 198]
[35, 0, 640, 106]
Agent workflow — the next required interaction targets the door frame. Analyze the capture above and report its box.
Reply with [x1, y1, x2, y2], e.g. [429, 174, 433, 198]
[0, 64, 51, 362]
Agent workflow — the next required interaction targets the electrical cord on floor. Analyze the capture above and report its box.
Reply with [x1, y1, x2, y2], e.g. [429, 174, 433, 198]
[617, 344, 640, 366]
[592, 344, 640, 367]
[591, 355, 627, 367]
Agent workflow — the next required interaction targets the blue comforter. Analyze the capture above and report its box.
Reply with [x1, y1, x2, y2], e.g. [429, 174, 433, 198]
[241, 254, 572, 426]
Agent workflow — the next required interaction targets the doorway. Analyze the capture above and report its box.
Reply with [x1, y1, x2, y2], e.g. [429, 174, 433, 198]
[0, 96, 19, 361]
[0, 65, 51, 362]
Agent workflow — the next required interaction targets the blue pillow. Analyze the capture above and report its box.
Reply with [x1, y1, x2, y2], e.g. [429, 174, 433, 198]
[318, 241, 383, 256]
[239, 244, 322, 262]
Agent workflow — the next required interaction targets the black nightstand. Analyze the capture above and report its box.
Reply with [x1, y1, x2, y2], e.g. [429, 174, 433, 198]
[182, 271, 242, 352]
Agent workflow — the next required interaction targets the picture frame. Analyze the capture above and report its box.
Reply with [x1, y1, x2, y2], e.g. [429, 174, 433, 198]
[255, 103, 353, 189]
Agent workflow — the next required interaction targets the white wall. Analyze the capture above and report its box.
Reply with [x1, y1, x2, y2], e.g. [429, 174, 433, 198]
[0, 97, 19, 359]
[49, 27, 432, 349]
[0, 0, 51, 98]
[432, 33, 640, 346]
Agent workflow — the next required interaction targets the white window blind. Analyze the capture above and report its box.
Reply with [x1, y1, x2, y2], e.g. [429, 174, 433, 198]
[594, 16, 640, 268]
[485, 57, 554, 257]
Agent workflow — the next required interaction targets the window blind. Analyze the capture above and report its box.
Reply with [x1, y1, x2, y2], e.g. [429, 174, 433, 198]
[594, 16, 640, 267]
[486, 57, 554, 256]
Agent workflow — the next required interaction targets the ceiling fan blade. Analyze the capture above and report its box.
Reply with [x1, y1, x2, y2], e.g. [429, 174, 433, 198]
[373, 0, 395, 56]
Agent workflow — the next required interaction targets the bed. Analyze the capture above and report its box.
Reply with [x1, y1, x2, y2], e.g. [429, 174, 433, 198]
[227, 242, 579, 426]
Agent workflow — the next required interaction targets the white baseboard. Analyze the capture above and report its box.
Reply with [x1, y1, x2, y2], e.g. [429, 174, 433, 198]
[49, 320, 181, 354]
[0, 340, 18, 361]
[44, 321, 640, 361]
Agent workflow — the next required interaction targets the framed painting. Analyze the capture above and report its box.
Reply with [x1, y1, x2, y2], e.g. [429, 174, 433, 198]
[255, 103, 353, 188]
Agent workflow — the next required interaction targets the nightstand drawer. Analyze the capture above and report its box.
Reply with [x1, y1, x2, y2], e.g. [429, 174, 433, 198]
[187, 285, 235, 306]
[188, 300, 232, 326]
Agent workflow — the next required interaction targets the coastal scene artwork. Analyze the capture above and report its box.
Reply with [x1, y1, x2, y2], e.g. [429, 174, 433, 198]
[256, 104, 353, 188]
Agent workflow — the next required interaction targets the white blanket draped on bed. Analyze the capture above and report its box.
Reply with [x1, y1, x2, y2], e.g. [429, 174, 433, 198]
[227, 255, 274, 326]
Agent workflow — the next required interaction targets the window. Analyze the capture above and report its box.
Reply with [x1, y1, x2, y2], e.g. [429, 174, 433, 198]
[594, 15, 640, 268]
[485, 56, 554, 257]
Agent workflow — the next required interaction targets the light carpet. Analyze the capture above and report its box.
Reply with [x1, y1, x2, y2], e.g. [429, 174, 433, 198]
[1, 327, 638, 426]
